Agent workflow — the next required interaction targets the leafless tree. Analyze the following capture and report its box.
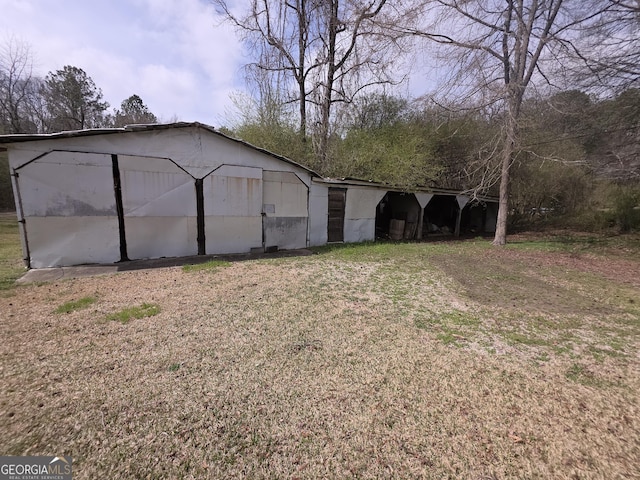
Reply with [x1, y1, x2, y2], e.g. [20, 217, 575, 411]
[0, 38, 37, 133]
[559, 0, 640, 94]
[398, 0, 617, 245]
[214, 0, 410, 171]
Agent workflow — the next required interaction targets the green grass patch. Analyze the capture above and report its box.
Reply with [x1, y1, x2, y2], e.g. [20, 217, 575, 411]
[55, 296, 97, 314]
[311, 241, 403, 261]
[182, 259, 232, 273]
[0, 214, 24, 290]
[311, 238, 489, 263]
[441, 310, 481, 327]
[534, 352, 550, 362]
[508, 232, 640, 256]
[565, 363, 604, 387]
[437, 328, 466, 346]
[414, 317, 433, 330]
[503, 331, 552, 347]
[588, 345, 626, 362]
[414, 311, 472, 346]
[106, 303, 160, 324]
[414, 310, 480, 329]
[313, 235, 638, 363]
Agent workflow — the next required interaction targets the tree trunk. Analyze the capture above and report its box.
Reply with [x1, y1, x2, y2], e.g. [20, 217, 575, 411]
[317, 80, 333, 172]
[297, 0, 307, 140]
[298, 77, 307, 139]
[493, 94, 520, 246]
[493, 141, 512, 246]
[317, 0, 339, 173]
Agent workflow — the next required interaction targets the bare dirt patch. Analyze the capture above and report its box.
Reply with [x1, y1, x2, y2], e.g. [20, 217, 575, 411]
[430, 249, 624, 317]
[1, 238, 639, 479]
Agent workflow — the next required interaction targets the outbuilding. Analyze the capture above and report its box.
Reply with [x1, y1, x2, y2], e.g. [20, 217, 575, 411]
[0, 122, 497, 269]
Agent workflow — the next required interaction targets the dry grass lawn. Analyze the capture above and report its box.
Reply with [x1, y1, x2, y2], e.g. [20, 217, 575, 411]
[1, 216, 639, 479]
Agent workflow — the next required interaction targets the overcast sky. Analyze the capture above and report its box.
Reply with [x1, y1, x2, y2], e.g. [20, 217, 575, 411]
[0, 0, 247, 126]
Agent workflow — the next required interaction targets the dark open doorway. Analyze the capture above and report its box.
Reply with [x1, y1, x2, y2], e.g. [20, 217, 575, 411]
[375, 192, 421, 240]
[422, 196, 494, 237]
[422, 195, 458, 236]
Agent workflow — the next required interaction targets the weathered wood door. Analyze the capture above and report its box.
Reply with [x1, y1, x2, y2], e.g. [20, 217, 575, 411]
[327, 188, 346, 242]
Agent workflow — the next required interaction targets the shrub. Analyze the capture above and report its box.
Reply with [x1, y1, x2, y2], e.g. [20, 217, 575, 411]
[610, 186, 640, 232]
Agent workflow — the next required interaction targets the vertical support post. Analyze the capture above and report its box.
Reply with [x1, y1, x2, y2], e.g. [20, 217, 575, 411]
[414, 193, 434, 240]
[11, 169, 31, 268]
[416, 207, 425, 240]
[455, 195, 470, 238]
[111, 154, 129, 261]
[481, 204, 487, 233]
[195, 178, 206, 255]
[454, 208, 463, 237]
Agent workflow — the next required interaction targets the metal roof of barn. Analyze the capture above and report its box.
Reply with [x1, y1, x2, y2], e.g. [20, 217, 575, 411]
[314, 177, 498, 203]
[0, 122, 497, 202]
[0, 121, 321, 177]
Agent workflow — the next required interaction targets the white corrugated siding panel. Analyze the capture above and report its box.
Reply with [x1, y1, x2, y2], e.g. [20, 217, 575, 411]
[262, 170, 308, 250]
[203, 165, 263, 253]
[26, 217, 120, 268]
[119, 155, 198, 260]
[343, 187, 386, 242]
[308, 183, 328, 246]
[17, 152, 120, 267]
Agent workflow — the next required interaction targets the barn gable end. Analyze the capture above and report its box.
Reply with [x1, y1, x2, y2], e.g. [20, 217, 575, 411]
[2, 123, 317, 268]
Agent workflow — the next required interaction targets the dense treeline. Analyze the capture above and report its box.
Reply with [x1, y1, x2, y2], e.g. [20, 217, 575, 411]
[216, 0, 640, 238]
[225, 88, 640, 231]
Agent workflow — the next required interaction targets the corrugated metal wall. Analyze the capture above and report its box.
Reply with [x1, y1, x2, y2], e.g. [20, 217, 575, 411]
[203, 165, 263, 254]
[262, 171, 308, 250]
[14, 154, 316, 266]
[120, 155, 198, 260]
[16, 152, 120, 268]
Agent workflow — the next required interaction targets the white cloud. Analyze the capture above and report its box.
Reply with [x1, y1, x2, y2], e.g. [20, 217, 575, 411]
[0, 0, 246, 126]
